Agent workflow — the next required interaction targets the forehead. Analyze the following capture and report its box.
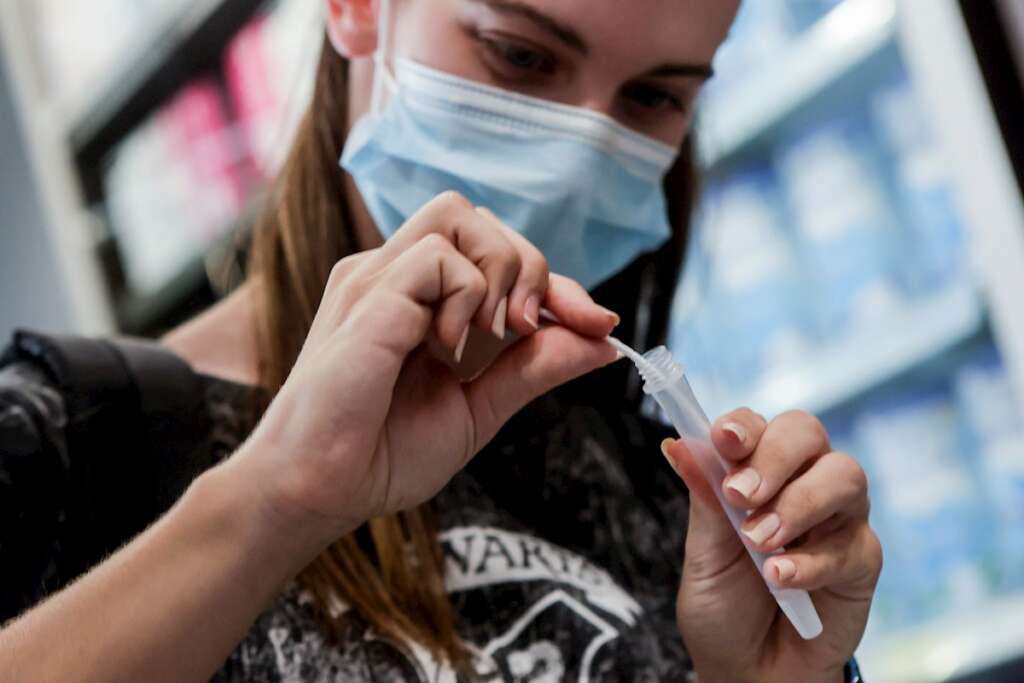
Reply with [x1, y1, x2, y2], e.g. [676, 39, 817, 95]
[499, 0, 740, 62]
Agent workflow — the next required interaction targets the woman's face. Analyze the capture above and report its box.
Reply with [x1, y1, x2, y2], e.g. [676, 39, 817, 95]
[383, 0, 740, 145]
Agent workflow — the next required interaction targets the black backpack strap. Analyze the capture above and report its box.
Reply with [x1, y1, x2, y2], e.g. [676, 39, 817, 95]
[107, 336, 213, 516]
[8, 330, 212, 575]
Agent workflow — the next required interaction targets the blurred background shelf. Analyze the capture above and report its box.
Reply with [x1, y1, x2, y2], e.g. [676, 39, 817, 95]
[68, 0, 265, 203]
[699, 0, 897, 170]
[731, 284, 983, 418]
[113, 193, 263, 334]
[860, 593, 1024, 683]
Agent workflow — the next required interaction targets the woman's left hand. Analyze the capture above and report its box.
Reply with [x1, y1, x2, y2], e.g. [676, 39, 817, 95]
[664, 409, 882, 683]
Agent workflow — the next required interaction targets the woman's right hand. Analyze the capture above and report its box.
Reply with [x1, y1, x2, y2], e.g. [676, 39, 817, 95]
[236, 191, 619, 549]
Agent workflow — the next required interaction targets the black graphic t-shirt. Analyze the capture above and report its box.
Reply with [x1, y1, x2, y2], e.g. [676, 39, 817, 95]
[221, 396, 696, 682]
[0, 339, 695, 681]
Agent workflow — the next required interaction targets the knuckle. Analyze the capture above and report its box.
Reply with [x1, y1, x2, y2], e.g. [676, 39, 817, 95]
[794, 485, 822, 518]
[436, 190, 473, 213]
[505, 250, 524, 281]
[783, 411, 829, 452]
[851, 526, 884, 583]
[328, 253, 362, 288]
[475, 239, 523, 290]
[868, 529, 884, 575]
[494, 235, 522, 270]
[419, 232, 453, 253]
[468, 268, 488, 298]
[837, 453, 869, 495]
[824, 451, 869, 501]
[520, 241, 549, 278]
[330, 260, 374, 314]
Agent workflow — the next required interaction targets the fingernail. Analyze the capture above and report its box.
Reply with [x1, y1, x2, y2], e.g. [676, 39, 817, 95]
[660, 438, 679, 475]
[524, 296, 540, 330]
[600, 306, 621, 327]
[722, 421, 746, 445]
[742, 513, 781, 545]
[539, 307, 559, 325]
[491, 297, 508, 339]
[725, 468, 761, 499]
[773, 558, 797, 584]
[455, 326, 470, 363]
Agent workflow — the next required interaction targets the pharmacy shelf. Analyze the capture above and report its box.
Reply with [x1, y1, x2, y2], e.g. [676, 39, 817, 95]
[68, 0, 264, 203]
[736, 284, 983, 419]
[698, 0, 898, 170]
[858, 593, 1024, 682]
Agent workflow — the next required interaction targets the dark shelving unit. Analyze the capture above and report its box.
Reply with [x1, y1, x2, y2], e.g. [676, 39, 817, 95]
[960, 0, 1024, 202]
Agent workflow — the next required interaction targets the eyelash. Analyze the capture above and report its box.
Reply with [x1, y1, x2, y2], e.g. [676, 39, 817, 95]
[476, 32, 557, 79]
[473, 31, 688, 114]
[477, 33, 557, 76]
[622, 83, 687, 114]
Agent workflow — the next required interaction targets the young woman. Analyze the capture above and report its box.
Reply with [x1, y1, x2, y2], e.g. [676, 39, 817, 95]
[0, 1, 881, 681]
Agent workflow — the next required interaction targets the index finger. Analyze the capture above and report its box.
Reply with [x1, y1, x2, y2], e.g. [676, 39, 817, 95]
[543, 274, 620, 339]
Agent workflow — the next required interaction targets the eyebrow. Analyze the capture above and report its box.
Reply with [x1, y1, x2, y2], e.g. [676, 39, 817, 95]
[468, 0, 589, 55]
[467, 0, 715, 80]
[647, 63, 715, 80]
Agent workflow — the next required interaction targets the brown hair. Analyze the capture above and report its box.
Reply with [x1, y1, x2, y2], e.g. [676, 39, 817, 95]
[247, 36, 699, 666]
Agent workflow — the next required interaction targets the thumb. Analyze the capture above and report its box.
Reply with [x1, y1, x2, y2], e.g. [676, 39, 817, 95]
[663, 439, 745, 577]
[465, 326, 618, 449]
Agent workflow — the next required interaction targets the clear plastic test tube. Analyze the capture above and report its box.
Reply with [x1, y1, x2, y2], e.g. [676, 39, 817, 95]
[610, 340, 823, 640]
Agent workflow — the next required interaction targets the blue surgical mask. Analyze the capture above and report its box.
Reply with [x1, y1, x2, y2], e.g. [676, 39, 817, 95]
[341, 18, 678, 290]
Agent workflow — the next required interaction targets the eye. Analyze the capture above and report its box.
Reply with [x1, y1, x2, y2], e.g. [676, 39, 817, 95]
[622, 82, 686, 113]
[495, 41, 552, 71]
[475, 32, 558, 79]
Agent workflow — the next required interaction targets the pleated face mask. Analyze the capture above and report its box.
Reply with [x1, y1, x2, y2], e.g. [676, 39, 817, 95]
[340, 3, 678, 290]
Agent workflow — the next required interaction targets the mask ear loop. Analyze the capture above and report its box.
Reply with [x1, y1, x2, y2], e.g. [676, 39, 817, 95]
[369, 0, 400, 115]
